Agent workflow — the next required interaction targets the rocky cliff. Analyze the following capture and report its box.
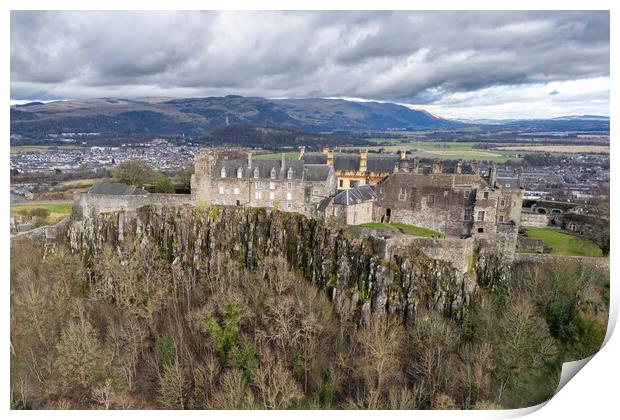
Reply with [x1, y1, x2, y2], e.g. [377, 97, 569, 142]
[67, 204, 479, 327]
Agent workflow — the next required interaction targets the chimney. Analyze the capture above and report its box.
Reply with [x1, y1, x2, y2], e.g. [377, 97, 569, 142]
[326, 149, 334, 167]
[247, 152, 252, 168]
[281, 153, 286, 172]
[431, 160, 443, 174]
[470, 161, 479, 175]
[299, 146, 305, 160]
[455, 160, 463, 174]
[359, 149, 368, 172]
[399, 150, 407, 160]
[488, 165, 497, 188]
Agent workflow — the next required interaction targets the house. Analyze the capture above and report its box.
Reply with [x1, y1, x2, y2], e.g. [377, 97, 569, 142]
[318, 185, 377, 225]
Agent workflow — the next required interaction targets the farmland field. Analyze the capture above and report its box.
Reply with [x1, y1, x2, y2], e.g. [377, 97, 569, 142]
[347, 141, 522, 162]
[496, 145, 609, 154]
[10, 145, 85, 155]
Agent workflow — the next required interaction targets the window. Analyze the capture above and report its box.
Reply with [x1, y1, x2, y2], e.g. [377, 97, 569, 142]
[427, 194, 435, 206]
[286, 192, 292, 200]
[499, 215, 504, 222]
[464, 190, 470, 199]
[287, 202, 292, 209]
[464, 208, 473, 221]
[398, 187, 406, 201]
[287, 168, 293, 180]
[410, 188, 418, 206]
[253, 167, 259, 179]
[477, 211, 485, 221]
[287, 182, 292, 189]
[269, 182, 276, 190]
[350, 180, 358, 188]
[443, 190, 449, 198]
[269, 192, 275, 200]
[219, 186, 225, 195]
[255, 182, 261, 190]
[255, 191, 262, 199]
[313, 189, 319, 196]
[339, 179, 344, 188]
[483, 191, 489, 199]
[499, 198, 506, 208]
[237, 167, 243, 179]
[270, 167, 277, 179]
[220, 167, 227, 178]
[233, 187, 240, 195]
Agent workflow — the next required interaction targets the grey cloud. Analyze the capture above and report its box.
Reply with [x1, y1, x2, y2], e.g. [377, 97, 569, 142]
[10, 10, 609, 109]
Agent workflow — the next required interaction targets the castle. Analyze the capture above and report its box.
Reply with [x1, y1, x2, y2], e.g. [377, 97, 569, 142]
[189, 148, 523, 239]
[73, 147, 523, 267]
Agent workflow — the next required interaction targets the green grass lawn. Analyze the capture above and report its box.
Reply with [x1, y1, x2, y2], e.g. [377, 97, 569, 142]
[11, 202, 73, 226]
[358, 222, 442, 237]
[523, 228, 602, 257]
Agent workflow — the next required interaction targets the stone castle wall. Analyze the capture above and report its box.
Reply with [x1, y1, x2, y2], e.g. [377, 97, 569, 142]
[520, 212, 549, 228]
[73, 192, 192, 220]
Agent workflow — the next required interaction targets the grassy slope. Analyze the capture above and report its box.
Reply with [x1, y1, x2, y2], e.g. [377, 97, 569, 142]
[524, 227, 602, 257]
[359, 222, 442, 237]
[11, 202, 73, 226]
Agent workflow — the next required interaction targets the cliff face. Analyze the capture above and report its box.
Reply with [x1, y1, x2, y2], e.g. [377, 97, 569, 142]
[68, 205, 478, 327]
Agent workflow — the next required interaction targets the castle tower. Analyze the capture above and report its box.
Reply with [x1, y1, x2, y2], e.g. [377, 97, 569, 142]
[359, 149, 368, 172]
[326, 148, 334, 167]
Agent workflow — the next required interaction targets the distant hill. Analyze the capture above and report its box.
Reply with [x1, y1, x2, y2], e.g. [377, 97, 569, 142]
[9, 95, 459, 139]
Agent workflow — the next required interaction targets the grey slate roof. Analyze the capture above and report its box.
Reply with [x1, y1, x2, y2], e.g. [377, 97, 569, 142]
[332, 185, 377, 205]
[302, 153, 399, 173]
[88, 183, 149, 195]
[496, 177, 521, 189]
[212, 158, 331, 181]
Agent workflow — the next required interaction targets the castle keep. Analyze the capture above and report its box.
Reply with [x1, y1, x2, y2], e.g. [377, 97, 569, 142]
[190, 149, 336, 216]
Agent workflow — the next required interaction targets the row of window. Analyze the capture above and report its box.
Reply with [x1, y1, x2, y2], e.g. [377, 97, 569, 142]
[464, 209, 505, 223]
[221, 167, 294, 180]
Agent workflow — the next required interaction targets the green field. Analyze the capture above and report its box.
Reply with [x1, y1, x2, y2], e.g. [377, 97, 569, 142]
[359, 222, 442, 238]
[253, 152, 300, 161]
[348, 141, 522, 162]
[523, 228, 602, 257]
[59, 177, 108, 187]
[10, 145, 85, 155]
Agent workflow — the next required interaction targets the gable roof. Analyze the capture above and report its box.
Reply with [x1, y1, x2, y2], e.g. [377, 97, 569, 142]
[332, 185, 377, 206]
[88, 183, 149, 195]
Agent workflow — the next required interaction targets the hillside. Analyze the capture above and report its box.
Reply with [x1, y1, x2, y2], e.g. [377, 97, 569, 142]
[10, 96, 458, 139]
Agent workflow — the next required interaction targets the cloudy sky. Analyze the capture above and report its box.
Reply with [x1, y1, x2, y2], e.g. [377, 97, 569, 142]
[11, 11, 609, 119]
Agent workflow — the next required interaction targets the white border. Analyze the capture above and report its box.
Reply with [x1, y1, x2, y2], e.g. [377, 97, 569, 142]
[2, 1, 616, 419]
